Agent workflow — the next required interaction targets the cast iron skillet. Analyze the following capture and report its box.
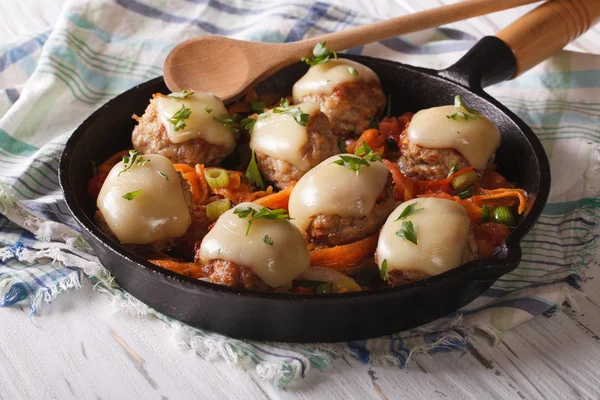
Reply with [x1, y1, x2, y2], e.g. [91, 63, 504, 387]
[59, 35, 550, 342]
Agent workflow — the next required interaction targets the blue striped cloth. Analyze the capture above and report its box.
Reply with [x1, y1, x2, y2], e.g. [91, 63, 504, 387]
[0, 0, 598, 387]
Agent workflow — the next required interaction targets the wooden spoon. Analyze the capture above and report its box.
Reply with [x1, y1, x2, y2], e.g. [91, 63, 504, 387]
[164, 0, 544, 102]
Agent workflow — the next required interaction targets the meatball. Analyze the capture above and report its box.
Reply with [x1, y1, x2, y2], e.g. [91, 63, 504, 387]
[293, 59, 386, 138]
[194, 258, 270, 291]
[132, 97, 233, 166]
[306, 175, 396, 246]
[398, 128, 470, 181]
[254, 107, 339, 188]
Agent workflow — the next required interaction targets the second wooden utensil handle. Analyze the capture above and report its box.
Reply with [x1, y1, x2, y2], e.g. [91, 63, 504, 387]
[496, 0, 600, 77]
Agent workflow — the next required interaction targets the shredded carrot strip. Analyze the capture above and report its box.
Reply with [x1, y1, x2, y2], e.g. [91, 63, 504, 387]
[347, 129, 386, 155]
[471, 188, 527, 214]
[195, 164, 209, 204]
[253, 185, 294, 210]
[173, 164, 196, 174]
[383, 159, 413, 201]
[97, 150, 129, 173]
[413, 166, 475, 194]
[148, 259, 206, 279]
[309, 233, 379, 276]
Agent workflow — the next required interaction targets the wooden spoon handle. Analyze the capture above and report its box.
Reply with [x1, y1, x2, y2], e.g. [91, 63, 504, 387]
[496, 0, 600, 77]
[284, 0, 545, 56]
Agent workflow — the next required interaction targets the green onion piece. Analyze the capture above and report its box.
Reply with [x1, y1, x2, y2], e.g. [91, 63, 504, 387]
[205, 168, 229, 189]
[246, 150, 264, 189]
[206, 198, 231, 219]
[451, 170, 478, 191]
[480, 205, 490, 223]
[456, 188, 473, 199]
[315, 283, 333, 294]
[492, 206, 515, 226]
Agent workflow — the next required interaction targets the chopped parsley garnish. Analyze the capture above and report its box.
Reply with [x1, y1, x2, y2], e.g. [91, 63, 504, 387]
[263, 235, 274, 246]
[245, 149, 264, 189]
[213, 113, 239, 133]
[157, 171, 169, 181]
[347, 66, 359, 75]
[446, 95, 481, 121]
[331, 141, 382, 175]
[249, 101, 267, 114]
[240, 117, 257, 133]
[380, 259, 388, 281]
[396, 220, 418, 245]
[273, 98, 310, 126]
[168, 104, 192, 131]
[447, 163, 459, 178]
[205, 107, 213, 113]
[301, 41, 337, 66]
[168, 89, 194, 100]
[234, 206, 290, 235]
[118, 150, 150, 177]
[394, 202, 424, 221]
[122, 189, 143, 201]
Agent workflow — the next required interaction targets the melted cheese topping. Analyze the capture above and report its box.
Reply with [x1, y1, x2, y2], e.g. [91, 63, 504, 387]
[97, 154, 191, 245]
[249, 102, 320, 171]
[407, 105, 500, 169]
[154, 92, 234, 150]
[376, 197, 471, 276]
[292, 59, 379, 102]
[198, 203, 310, 288]
[288, 154, 389, 234]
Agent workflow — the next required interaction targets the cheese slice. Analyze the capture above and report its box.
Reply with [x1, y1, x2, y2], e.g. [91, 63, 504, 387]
[154, 92, 234, 150]
[376, 197, 471, 276]
[97, 154, 191, 245]
[198, 202, 310, 288]
[407, 105, 500, 169]
[249, 102, 320, 171]
[292, 59, 379, 103]
[288, 154, 389, 234]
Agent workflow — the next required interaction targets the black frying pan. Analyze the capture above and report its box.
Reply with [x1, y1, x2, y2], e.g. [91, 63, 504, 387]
[60, 2, 598, 342]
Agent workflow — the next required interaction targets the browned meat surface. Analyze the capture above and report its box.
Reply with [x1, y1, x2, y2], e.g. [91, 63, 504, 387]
[386, 232, 478, 285]
[397, 126, 470, 181]
[196, 259, 270, 291]
[132, 98, 233, 166]
[298, 80, 386, 138]
[307, 175, 395, 246]
[256, 108, 339, 188]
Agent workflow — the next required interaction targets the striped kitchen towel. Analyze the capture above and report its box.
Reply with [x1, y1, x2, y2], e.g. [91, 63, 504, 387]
[0, 0, 598, 388]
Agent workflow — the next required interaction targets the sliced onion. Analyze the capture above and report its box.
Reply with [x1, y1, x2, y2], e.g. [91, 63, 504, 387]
[205, 168, 229, 189]
[206, 198, 231, 219]
[297, 266, 361, 293]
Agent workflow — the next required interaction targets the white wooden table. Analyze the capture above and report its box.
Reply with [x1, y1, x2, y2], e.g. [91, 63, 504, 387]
[1, 1, 599, 399]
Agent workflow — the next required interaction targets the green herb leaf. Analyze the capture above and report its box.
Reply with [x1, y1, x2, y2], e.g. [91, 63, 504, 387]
[301, 41, 338, 66]
[394, 202, 424, 221]
[157, 171, 169, 181]
[168, 104, 192, 131]
[205, 107, 213, 113]
[480, 205, 490, 223]
[240, 117, 257, 133]
[234, 206, 290, 235]
[347, 66, 359, 75]
[263, 235, 274, 246]
[249, 101, 266, 114]
[213, 113, 239, 132]
[118, 150, 151, 177]
[122, 189, 143, 201]
[396, 221, 418, 245]
[380, 259, 388, 281]
[446, 95, 480, 121]
[272, 97, 310, 127]
[456, 188, 474, 199]
[447, 163, 459, 178]
[245, 149, 264, 189]
[168, 89, 194, 100]
[331, 155, 370, 176]
[354, 141, 382, 163]
[337, 138, 347, 153]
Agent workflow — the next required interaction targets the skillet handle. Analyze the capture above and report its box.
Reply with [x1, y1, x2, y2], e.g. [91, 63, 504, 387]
[496, 0, 600, 78]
